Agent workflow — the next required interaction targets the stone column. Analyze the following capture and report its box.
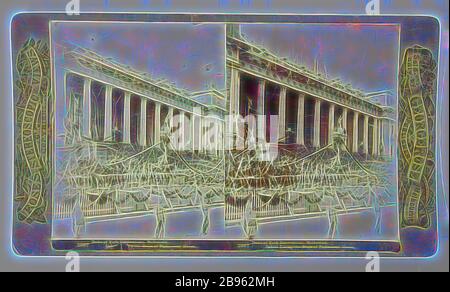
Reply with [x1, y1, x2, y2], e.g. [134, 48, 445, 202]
[353, 112, 359, 153]
[372, 118, 379, 156]
[166, 107, 174, 147]
[154, 103, 161, 144]
[139, 98, 147, 147]
[189, 112, 195, 152]
[179, 111, 186, 150]
[193, 107, 202, 152]
[186, 113, 192, 152]
[230, 69, 241, 116]
[214, 119, 220, 156]
[168, 108, 174, 129]
[384, 120, 389, 157]
[379, 119, 385, 156]
[257, 80, 266, 142]
[342, 108, 348, 145]
[123, 93, 131, 144]
[313, 99, 321, 148]
[199, 117, 205, 152]
[104, 85, 113, 141]
[83, 78, 92, 138]
[390, 123, 395, 157]
[278, 87, 287, 143]
[328, 104, 335, 143]
[387, 121, 391, 157]
[297, 93, 305, 146]
[230, 69, 241, 148]
[218, 121, 223, 153]
[387, 121, 392, 157]
[363, 115, 369, 155]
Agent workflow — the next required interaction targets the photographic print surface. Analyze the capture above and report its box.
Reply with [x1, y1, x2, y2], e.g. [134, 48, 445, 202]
[11, 13, 440, 257]
[51, 21, 227, 241]
[224, 23, 400, 241]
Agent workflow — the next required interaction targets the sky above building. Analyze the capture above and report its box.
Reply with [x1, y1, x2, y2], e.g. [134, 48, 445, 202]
[52, 22, 226, 93]
[50, 21, 399, 97]
[241, 23, 401, 95]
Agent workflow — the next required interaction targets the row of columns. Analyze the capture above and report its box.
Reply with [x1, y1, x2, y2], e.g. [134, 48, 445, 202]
[83, 80, 153, 145]
[230, 70, 395, 157]
[297, 92, 392, 156]
[80, 77, 222, 152]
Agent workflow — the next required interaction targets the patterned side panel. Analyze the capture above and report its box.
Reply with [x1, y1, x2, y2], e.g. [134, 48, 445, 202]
[399, 46, 437, 228]
[15, 39, 51, 224]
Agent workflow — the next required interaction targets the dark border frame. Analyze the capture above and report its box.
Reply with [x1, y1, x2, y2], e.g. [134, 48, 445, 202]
[11, 13, 440, 257]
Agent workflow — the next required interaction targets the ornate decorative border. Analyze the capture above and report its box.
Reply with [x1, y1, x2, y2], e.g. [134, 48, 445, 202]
[15, 38, 51, 224]
[399, 46, 437, 229]
[11, 14, 441, 257]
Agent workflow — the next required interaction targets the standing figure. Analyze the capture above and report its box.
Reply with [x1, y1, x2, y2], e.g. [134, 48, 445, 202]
[154, 206, 166, 239]
[72, 199, 85, 238]
[242, 198, 258, 240]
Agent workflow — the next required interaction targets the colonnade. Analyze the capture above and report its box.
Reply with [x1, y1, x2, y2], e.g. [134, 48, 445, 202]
[229, 71, 395, 157]
[72, 74, 223, 152]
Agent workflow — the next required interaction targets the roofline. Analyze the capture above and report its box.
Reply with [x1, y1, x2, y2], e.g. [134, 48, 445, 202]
[69, 47, 194, 100]
[228, 34, 385, 111]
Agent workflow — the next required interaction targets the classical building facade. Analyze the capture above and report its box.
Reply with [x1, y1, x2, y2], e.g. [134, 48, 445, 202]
[226, 25, 396, 157]
[63, 47, 226, 153]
